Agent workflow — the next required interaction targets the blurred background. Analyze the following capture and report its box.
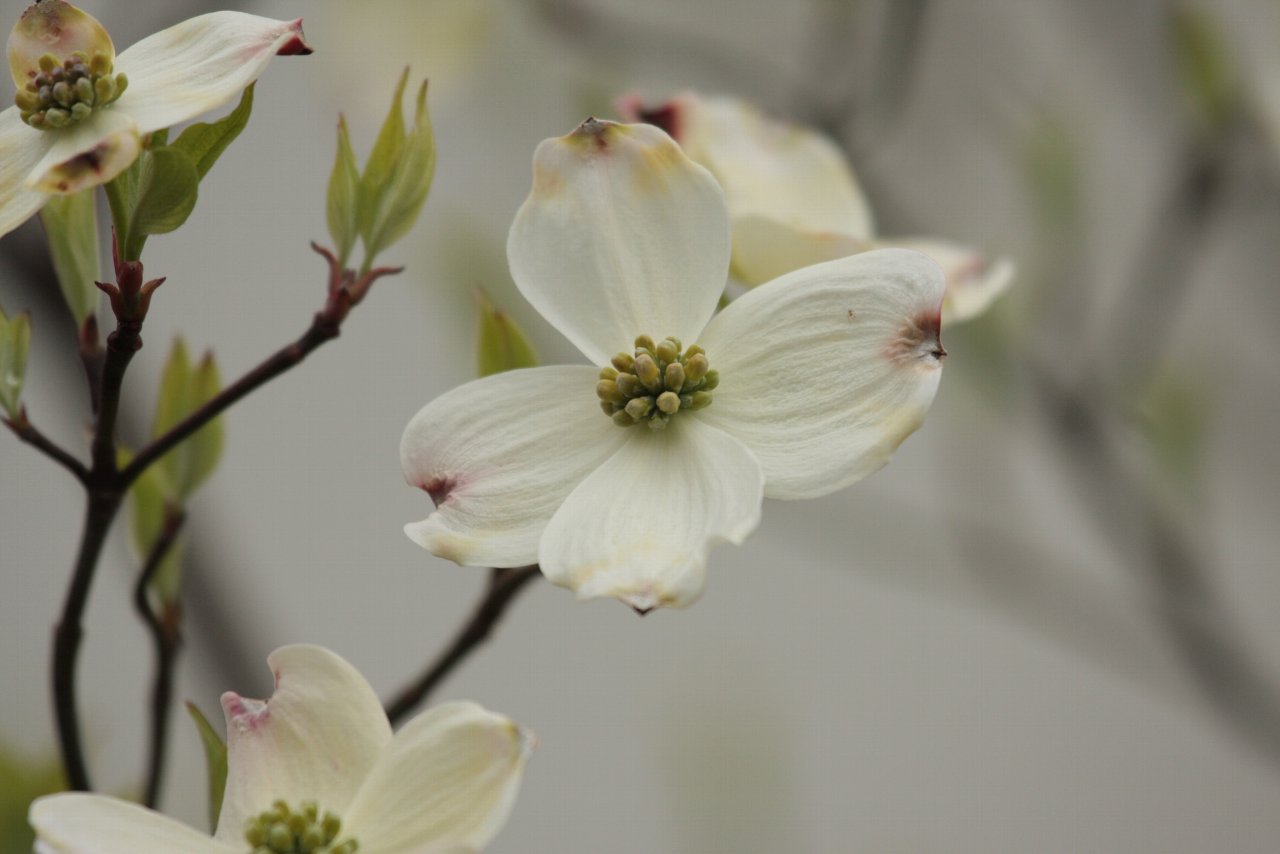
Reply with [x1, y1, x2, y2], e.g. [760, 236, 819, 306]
[3, 0, 1280, 851]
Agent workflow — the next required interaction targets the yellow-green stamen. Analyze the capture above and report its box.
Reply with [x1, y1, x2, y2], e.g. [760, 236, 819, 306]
[243, 800, 358, 854]
[17, 51, 127, 130]
[597, 334, 717, 430]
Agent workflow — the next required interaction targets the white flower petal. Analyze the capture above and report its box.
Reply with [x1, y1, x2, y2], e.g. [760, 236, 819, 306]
[25, 107, 139, 193]
[680, 94, 874, 240]
[697, 248, 946, 500]
[0, 107, 54, 237]
[882, 238, 1015, 323]
[345, 702, 531, 853]
[7, 1, 115, 90]
[539, 418, 764, 611]
[401, 366, 629, 568]
[30, 793, 235, 854]
[727, 212, 869, 287]
[507, 119, 730, 365]
[214, 645, 392, 843]
[113, 12, 310, 135]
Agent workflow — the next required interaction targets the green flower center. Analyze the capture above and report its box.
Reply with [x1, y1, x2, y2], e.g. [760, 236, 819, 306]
[15, 51, 128, 130]
[597, 334, 718, 430]
[243, 800, 358, 854]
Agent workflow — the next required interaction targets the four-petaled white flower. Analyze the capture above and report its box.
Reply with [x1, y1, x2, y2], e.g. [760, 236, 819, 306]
[0, 0, 312, 239]
[401, 118, 947, 612]
[30, 645, 532, 853]
[618, 92, 1014, 324]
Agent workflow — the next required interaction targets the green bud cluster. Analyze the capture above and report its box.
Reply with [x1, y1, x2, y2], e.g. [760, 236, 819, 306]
[597, 334, 718, 430]
[16, 51, 127, 130]
[243, 800, 358, 854]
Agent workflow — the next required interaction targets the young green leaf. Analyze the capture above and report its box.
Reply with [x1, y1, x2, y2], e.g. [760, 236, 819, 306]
[326, 114, 361, 267]
[129, 147, 200, 242]
[0, 307, 32, 419]
[357, 68, 409, 246]
[153, 338, 224, 501]
[39, 190, 100, 325]
[170, 84, 255, 180]
[185, 702, 228, 834]
[476, 290, 537, 377]
[126, 456, 184, 602]
[364, 79, 436, 260]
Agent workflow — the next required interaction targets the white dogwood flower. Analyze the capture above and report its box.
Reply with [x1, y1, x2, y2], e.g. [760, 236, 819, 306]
[0, 1, 312, 239]
[30, 645, 532, 853]
[618, 92, 1013, 324]
[401, 119, 946, 612]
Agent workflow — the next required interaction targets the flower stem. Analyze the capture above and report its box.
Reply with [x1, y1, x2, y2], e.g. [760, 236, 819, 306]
[134, 507, 186, 810]
[385, 566, 541, 726]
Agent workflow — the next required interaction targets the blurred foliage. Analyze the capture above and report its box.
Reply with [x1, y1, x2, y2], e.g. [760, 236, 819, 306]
[126, 338, 225, 601]
[1139, 369, 1210, 495]
[1170, 5, 1241, 134]
[39, 189, 99, 325]
[476, 289, 538, 377]
[0, 745, 63, 853]
[0, 305, 31, 419]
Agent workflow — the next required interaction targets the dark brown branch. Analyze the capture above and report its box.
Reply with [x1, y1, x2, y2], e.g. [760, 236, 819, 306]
[386, 566, 541, 726]
[133, 508, 187, 809]
[52, 288, 146, 791]
[4, 408, 89, 485]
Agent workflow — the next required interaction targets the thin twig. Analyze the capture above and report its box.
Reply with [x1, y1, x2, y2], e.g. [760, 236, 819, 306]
[3, 409, 89, 485]
[386, 566, 541, 726]
[118, 246, 400, 488]
[50, 245, 398, 791]
[133, 508, 187, 809]
[52, 302, 144, 792]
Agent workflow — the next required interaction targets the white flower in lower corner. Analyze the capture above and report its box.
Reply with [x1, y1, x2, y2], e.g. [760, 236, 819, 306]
[617, 92, 1013, 324]
[30, 645, 532, 854]
[400, 119, 946, 613]
[0, 1, 312, 239]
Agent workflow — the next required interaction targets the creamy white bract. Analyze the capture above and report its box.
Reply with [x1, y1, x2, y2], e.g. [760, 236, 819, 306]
[30, 645, 532, 853]
[1, 1, 311, 238]
[401, 119, 947, 612]
[618, 92, 1014, 324]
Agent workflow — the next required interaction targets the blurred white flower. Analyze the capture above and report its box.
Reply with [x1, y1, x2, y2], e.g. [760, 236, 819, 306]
[401, 119, 946, 612]
[30, 645, 532, 853]
[0, 1, 312, 239]
[619, 92, 1014, 324]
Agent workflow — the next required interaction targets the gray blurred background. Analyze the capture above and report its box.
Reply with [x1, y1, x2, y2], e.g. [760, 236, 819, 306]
[3, 0, 1280, 851]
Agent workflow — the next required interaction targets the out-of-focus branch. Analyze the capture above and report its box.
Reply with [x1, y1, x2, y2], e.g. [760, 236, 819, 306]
[133, 507, 187, 810]
[3, 409, 89, 484]
[386, 566, 541, 726]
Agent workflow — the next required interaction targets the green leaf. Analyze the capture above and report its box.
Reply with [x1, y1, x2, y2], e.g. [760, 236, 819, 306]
[0, 743, 63, 854]
[170, 84, 254, 180]
[365, 79, 436, 260]
[153, 338, 224, 501]
[0, 306, 31, 419]
[357, 68, 409, 247]
[126, 455, 184, 601]
[129, 147, 199, 241]
[185, 702, 227, 834]
[326, 114, 361, 267]
[39, 189, 99, 324]
[109, 145, 200, 261]
[476, 290, 537, 377]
